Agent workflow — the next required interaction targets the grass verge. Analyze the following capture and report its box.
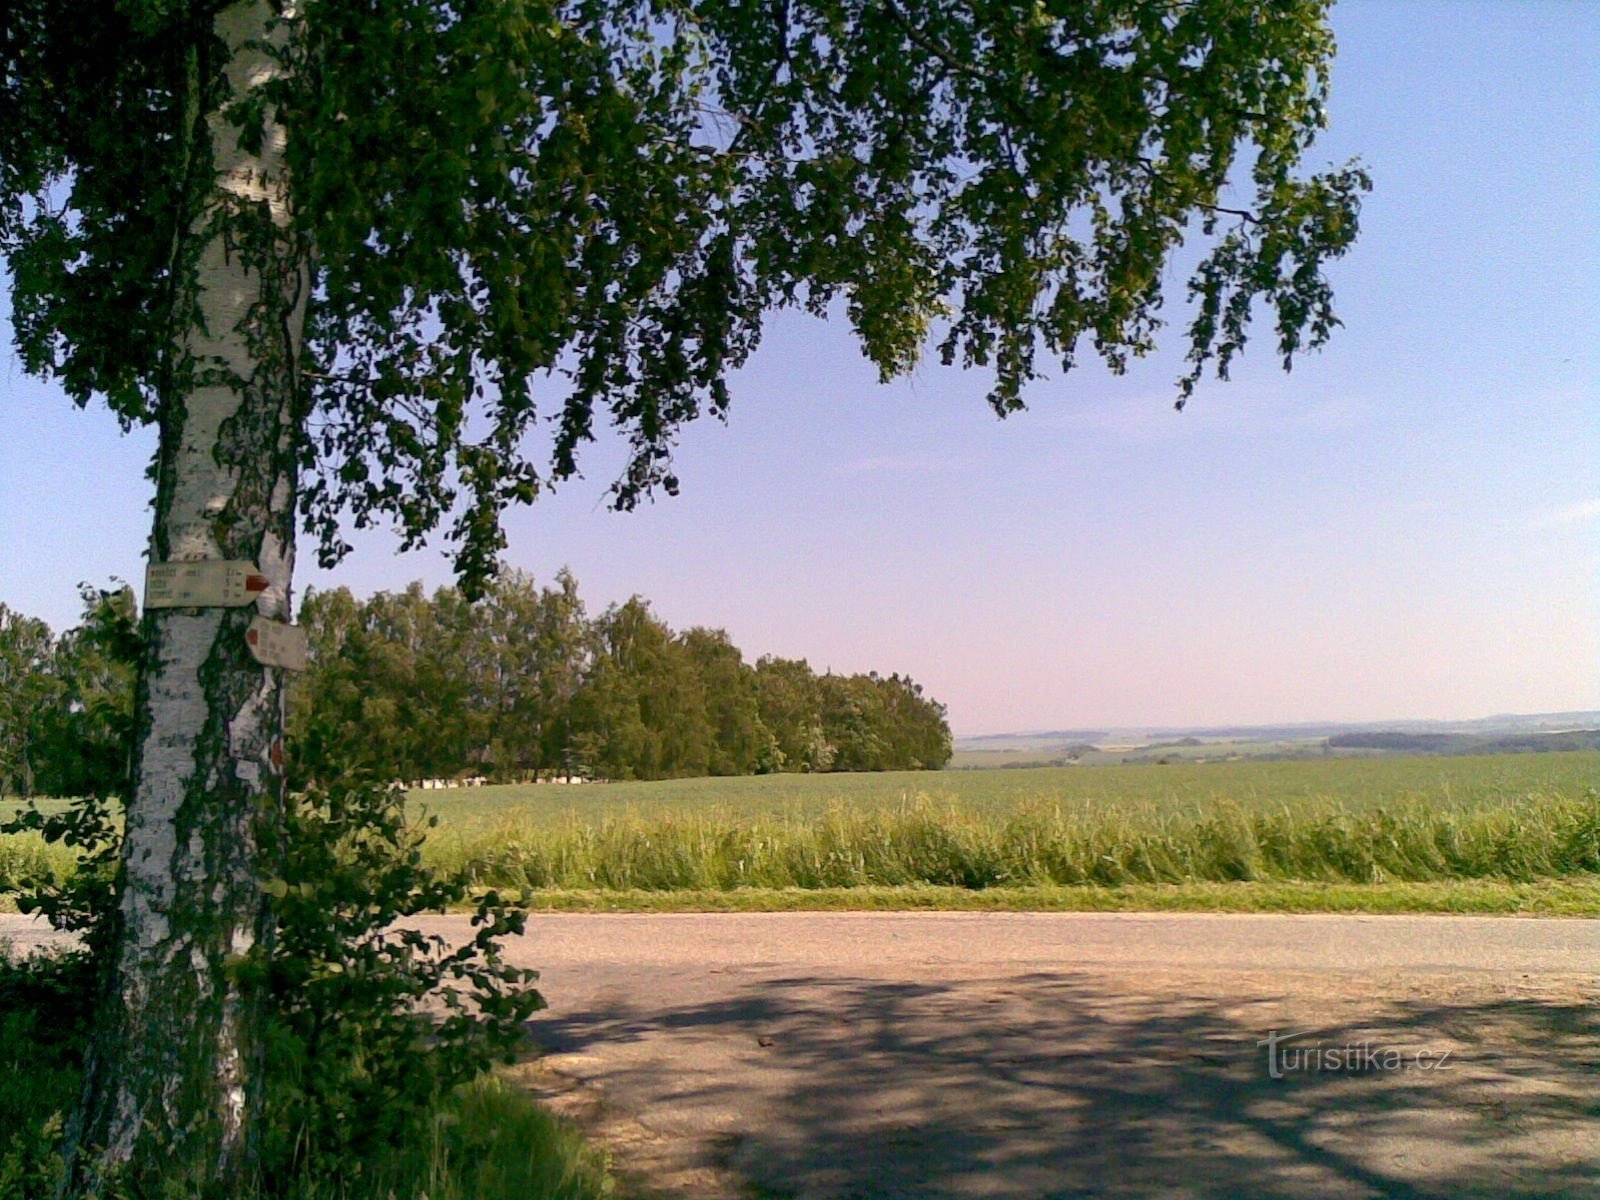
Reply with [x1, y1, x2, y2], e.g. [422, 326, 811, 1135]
[9, 879, 1596, 916]
[329, 1074, 618, 1200]
[0, 1073, 618, 1200]
[498, 877, 1600, 915]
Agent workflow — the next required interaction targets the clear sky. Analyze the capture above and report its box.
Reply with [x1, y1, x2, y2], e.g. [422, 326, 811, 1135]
[2, 1, 1596, 735]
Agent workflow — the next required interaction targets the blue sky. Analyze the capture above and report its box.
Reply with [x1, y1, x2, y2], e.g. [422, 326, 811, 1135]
[3, 1, 1596, 734]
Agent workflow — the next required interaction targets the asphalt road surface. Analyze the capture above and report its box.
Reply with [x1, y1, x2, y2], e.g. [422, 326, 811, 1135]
[7, 912, 1598, 1199]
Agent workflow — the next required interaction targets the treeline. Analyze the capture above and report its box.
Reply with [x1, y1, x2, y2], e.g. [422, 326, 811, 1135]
[0, 587, 138, 798]
[292, 571, 952, 782]
[0, 575, 951, 795]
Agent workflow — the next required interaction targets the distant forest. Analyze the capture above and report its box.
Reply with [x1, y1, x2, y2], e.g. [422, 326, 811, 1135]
[0, 574, 952, 795]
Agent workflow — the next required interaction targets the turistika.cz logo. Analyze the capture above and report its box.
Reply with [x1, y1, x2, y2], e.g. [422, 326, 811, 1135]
[1257, 1029, 1456, 1080]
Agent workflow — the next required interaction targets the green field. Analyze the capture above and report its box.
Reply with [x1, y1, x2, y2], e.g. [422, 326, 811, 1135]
[6, 753, 1598, 912]
[407, 751, 1599, 829]
[406, 752, 1600, 907]
[7, 752, 1593, 831]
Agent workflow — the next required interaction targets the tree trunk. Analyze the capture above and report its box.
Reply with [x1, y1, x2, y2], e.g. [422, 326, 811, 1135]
[63, 1, 307, 1194]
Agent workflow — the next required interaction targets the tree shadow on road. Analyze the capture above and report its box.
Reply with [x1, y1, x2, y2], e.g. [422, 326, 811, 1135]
[528, 970, 1600, 1200]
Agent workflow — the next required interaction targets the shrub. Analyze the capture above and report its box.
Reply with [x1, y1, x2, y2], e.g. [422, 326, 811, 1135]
[254, 779, 546, 1194]
[2, 779, 549, 1198]
[0, 944, 96, 1200]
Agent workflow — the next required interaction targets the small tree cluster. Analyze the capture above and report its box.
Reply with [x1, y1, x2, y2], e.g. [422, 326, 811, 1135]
[290, 570, 953, 784]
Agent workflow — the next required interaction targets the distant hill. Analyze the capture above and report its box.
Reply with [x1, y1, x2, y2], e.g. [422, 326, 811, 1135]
[1326, 729, 1600, 756]
[952, 712, 1600, 769]
[962, 730, 1110, 744]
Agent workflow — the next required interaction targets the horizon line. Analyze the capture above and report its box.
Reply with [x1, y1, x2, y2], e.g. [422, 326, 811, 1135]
[953, 708, 1600, 740]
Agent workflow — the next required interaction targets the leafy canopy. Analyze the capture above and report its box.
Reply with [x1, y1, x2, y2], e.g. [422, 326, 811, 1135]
[2, 0, 1367, 589]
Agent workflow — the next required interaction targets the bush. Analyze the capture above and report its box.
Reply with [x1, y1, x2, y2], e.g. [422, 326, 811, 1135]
[0, 944, 96, 1199]
[256, 780, 546, 1193]
[1, 779, 554, 1199]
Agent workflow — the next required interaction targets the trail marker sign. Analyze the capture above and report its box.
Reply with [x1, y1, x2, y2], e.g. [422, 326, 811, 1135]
[145, 561, 269, 609]
[245, 617, 309, 672]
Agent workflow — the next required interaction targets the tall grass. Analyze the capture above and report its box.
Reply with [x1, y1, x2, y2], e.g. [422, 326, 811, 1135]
[273, 1076, 614, 1200]
[8, 759, 1598, 898]
[0, 1070, 614, 1200]
[0, 831, 75, 895]
[430, 789, 1600, 892]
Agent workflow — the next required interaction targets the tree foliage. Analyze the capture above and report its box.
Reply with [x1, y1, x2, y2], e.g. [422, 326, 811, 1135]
[0, 579, 952, 792]
[0, 604, 57, 798]
[4, 0, 1368, 592]
[0, 587, 137, 801]
[289, 571, 953, 782]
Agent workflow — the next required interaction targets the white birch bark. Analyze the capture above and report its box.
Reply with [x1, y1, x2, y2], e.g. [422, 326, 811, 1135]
[64, 0, 308, 1192]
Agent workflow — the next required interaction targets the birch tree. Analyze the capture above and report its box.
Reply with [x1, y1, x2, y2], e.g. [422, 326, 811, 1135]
[2, 0, 1367, 1192]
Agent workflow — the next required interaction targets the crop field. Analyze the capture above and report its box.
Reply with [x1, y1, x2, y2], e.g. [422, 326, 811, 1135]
[5, 753, 1597, 910]
[410, 752, 1600, 900]
[410, 751, 1598, 828]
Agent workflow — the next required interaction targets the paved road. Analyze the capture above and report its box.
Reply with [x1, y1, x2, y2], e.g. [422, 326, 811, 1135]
[7, 913, 1599, 1199]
